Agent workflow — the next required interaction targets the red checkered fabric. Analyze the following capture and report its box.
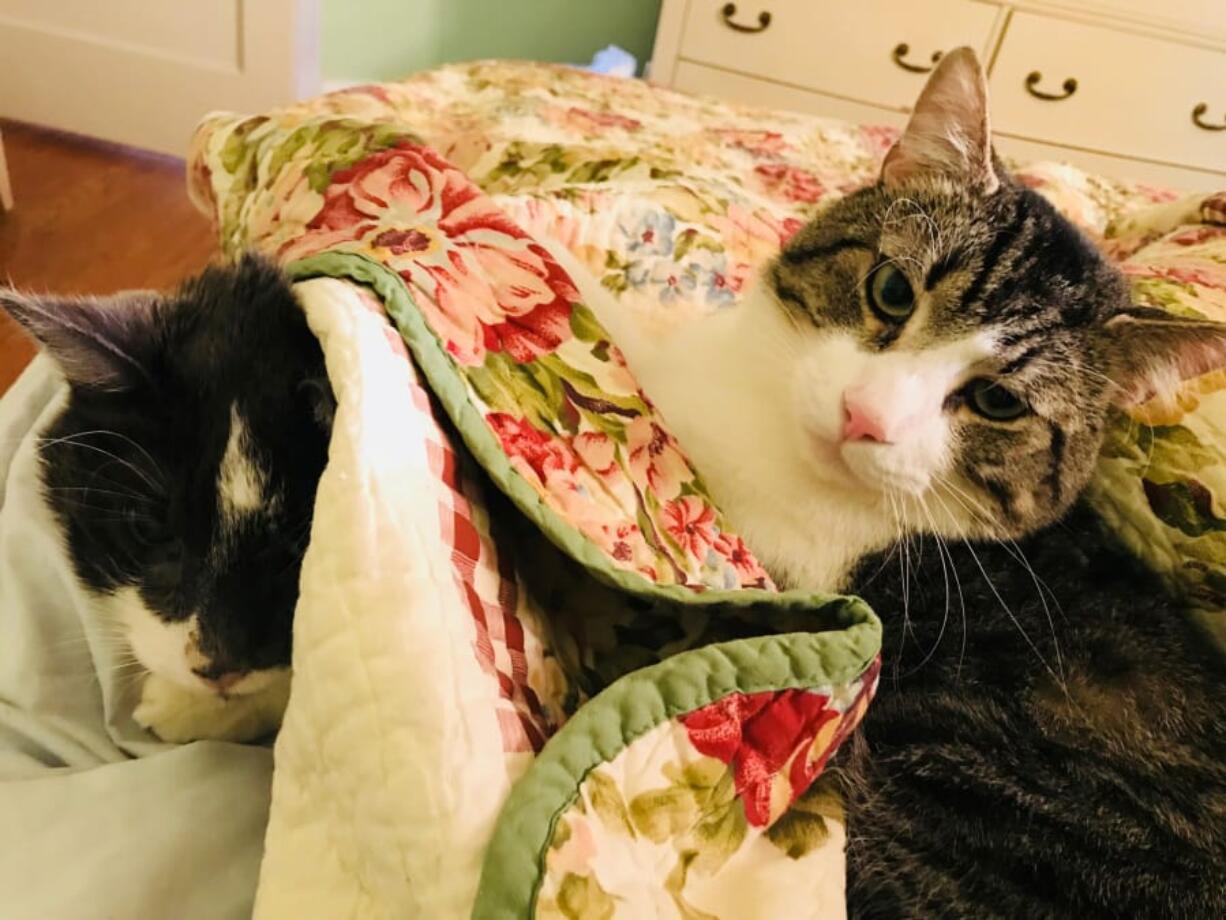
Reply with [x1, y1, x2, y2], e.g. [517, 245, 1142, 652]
[350, 285, 556, 754]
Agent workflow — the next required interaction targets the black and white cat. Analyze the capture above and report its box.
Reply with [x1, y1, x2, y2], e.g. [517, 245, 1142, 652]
[1, 256, 332, 741]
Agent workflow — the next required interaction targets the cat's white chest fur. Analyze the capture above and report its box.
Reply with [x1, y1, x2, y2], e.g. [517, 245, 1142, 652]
[555, 246, 898, 590]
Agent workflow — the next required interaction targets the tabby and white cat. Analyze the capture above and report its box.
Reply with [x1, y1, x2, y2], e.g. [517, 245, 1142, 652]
[1, 46, 1223, 916]
[576, 49, 1225, 919]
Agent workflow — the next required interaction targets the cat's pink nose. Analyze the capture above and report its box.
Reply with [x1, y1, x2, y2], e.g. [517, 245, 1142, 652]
[842, 389, 890, 443]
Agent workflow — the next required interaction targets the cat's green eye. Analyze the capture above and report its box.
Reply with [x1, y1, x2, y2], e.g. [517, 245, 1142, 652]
[966, 378, 1028, 421]
[867, 264, 915, 322]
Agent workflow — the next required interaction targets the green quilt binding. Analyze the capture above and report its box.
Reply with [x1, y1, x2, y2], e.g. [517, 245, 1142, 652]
[469, 626, 879, 918]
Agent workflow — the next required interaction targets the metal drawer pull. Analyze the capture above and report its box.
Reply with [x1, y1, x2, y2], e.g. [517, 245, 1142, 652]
[720, 3, 771, 33]
[1192, 103, 1226, 132]
[891, 43, 943, 74]
[1025, 71, 1077, 101]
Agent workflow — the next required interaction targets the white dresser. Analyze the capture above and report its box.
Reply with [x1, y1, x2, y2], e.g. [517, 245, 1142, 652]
[650, 0, 1226, 190]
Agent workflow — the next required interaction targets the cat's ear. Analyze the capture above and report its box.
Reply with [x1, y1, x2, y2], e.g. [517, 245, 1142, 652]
[1102, 306, 1226, 406]
[298, 375, 336, 432]
[882, 47, 1000, 193]
[0, 289, 158, 391]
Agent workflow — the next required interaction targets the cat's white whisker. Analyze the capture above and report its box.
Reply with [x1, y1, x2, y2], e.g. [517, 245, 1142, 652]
[929, 479, 1064, 684]
[925, 486, 972, 677]
[37, 432, 164, 493]
[899, 493, 954, 676]
[933, 475, 1068, 679]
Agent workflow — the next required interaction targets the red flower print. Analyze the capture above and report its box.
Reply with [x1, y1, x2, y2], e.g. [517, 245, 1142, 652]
[486, 413, 576, 483]
[288, 140, 578, 366]
[681, 690, 840, 827]
[710, 129, 789, 158]
[753, 164, 825, 204]
[1124, 264, 1225, 288]
[574, 431, 618, 478]
[662, 495, 718, 559]
[565, 107, 643, 132]
[1168, 226, 1226, 247]
[779, 216, 805, 244]
[714, 532, 770, 585]
[476, 243, 580, 363]
[788, 660, 879, 794]
[1136, 183, 1180, 204]
[327, 83, 393, 103]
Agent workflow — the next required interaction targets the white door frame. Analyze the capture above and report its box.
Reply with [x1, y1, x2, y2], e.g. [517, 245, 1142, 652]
[0, 0, 320, 156]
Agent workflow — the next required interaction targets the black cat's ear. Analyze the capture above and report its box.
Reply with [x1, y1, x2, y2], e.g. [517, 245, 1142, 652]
[882, 47, 1000, 194]
[0, 289, 158, 391]
[1103, 306, 1226, 406]
[298, 375, 336, 432]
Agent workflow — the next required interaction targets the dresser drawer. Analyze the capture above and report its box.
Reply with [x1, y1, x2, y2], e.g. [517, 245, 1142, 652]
[990, 11, 1226, 175]
[673, 60, 907, 127]
[677, 0, 999, 111]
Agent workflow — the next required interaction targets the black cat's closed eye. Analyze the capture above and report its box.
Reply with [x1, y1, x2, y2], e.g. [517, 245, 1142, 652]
[126, 508, 171, 547]
[965, 378, 1028, 420]
[867, 263, 915, 322]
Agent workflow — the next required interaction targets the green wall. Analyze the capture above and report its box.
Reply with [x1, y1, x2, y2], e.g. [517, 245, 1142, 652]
[322, 0, 663, 82]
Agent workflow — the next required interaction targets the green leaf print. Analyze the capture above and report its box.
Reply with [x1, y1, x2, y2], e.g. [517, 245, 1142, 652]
[629, 785, 700, 843]
[264, 129, 311, 188]
[671, 757, 729, 797]
[686, 774, 748, 876]
[550, 816, 573, 851]
[1129, 278, 1209, 314]
[557, 872, 616, 920]
[219, 117, 268, 174]
[1147, 425, 1221, 473]
[298, 122, 416, 193]
[468, 355, 557, 430]
[569, 158, 625, 184]
[1142, 478, 1226, 536]
[664, 852, 720, 920]
[569, 304, 608, 344]
[765, 776, 844, 859]
[536, 354, 649, 416]
[585, 770, 634, 837]
[600, 273, 629, 294]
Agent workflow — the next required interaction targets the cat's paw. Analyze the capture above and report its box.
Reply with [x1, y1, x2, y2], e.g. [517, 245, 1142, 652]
[133, 672, 291, 744]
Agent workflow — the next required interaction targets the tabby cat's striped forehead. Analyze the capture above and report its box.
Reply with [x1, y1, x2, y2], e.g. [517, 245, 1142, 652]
[776, 179, 1130, 341]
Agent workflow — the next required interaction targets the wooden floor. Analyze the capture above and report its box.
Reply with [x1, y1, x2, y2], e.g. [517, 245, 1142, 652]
[0, 120, 217, 395]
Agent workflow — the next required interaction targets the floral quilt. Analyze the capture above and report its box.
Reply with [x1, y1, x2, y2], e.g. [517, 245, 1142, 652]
[188, 61, 1225, 919]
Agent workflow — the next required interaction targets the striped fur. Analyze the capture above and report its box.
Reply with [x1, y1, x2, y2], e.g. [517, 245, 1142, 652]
[842, 506, 1226, 919]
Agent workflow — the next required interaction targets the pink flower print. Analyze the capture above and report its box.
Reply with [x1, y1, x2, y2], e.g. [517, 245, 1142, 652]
[574, 431, 618, 479]
[626, 416, 691, 501]
[663, 495, 718, 560]
[753, 164, 825, 204]
[714, 532, 771, 585]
